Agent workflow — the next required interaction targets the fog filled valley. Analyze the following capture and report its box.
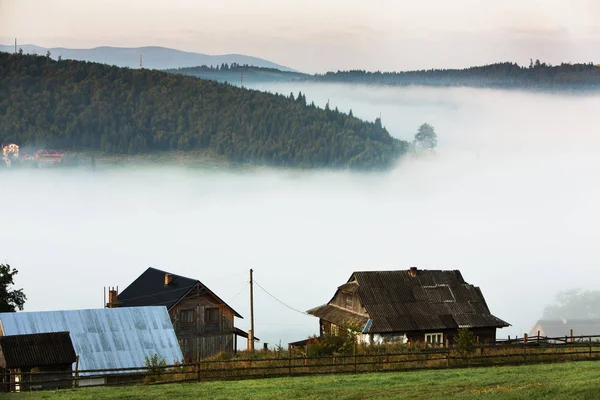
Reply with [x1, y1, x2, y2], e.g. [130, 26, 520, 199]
[2, 83, 600, 346]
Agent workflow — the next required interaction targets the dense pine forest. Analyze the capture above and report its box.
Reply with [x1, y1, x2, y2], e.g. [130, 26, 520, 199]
[0, 52, 407, 169]
[314, 61, 600, 91]
[167, 63, 307, 84]
[168, 60, 600, 92]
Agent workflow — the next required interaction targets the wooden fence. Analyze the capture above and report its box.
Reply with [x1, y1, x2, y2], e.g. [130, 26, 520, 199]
[3, 335, 600, 393]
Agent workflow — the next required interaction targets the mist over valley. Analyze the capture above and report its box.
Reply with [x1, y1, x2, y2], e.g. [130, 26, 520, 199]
[2, 82, 599, 345]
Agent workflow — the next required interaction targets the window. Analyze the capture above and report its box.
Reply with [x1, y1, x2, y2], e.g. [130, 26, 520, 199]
[180, 309, 194, 324]
[331, 324, 340, 336]
[345, 293, 353, 309]
[425, 333, 443, 346]
[205, 308, 219, 324]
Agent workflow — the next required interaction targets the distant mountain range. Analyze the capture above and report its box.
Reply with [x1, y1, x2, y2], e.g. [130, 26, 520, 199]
[0, 44, 295, 71]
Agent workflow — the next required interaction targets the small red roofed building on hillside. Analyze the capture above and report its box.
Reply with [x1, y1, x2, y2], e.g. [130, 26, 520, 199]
[35, 149, 67, 164]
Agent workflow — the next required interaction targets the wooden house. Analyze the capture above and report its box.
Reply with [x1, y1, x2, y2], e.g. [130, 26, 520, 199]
[115, 267, 248, 360]
[0, 332, 76, 392]
[308, 268, 509, 346]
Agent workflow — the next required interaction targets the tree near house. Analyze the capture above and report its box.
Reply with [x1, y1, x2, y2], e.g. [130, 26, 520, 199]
[543, 289, 600, 320]
[0, 264, 26, 312]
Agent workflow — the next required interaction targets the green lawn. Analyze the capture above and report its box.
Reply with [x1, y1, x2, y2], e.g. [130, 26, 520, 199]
[8, 361, 600, 400]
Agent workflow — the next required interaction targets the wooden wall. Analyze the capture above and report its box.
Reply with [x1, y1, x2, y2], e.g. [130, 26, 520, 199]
[169, 284, 235, 338]
[179, 334, 235, 361]
[167, 283, 237, 360]
[330, 291, 367, 315]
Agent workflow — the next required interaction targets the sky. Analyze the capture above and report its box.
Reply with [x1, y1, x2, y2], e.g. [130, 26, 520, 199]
[1, 0, 600, 72]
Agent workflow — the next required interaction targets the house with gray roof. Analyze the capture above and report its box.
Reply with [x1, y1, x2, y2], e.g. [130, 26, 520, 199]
[0, 306, 182, 386]
[113, 267, 250, 361]
[308, 267, 509, 346]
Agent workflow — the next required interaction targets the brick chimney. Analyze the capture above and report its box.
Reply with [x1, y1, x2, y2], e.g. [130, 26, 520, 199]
[409, 267, 418, 277]
[107, 287, 119, 308]
[164, 273, 173, 286]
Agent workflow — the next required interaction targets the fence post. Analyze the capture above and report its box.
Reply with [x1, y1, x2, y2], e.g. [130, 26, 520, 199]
[354, 342, 357, 374]
[590, 337, 593, 359]
[197, 360, 201, 382]
[288, 347, 292, 376]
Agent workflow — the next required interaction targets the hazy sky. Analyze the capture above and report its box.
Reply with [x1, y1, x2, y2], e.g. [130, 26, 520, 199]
[1, 0, 599, 72]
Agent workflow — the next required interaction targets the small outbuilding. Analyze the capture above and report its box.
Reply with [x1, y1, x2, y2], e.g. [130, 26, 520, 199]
[0, 332, 76, 392]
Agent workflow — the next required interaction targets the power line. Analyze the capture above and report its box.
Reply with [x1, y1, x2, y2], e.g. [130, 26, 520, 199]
[229, 281, 249, 302]
[253, 279, 310, 317]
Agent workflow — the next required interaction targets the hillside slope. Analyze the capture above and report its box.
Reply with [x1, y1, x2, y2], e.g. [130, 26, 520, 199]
[0, 52, 406, 169]
[166, 64, 308, 85]
[0, 45, 295, 71]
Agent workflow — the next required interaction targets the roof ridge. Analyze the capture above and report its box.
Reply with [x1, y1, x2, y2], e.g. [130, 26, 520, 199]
[353, 269, 460, 273]
[146, 266, 199, 282]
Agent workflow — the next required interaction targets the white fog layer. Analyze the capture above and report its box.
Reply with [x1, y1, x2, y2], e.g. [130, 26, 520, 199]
[2, 84, 599, 346]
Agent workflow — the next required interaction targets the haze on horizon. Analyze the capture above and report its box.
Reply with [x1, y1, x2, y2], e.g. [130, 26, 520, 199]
[1, 0, 600, 73]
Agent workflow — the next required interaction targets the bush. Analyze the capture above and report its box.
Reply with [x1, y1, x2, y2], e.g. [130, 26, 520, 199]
[455, 329, 477, 357]
[144, 354, 167, 383]
[306, 323, 361, 357]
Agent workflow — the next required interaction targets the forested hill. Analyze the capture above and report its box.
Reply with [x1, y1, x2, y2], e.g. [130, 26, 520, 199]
[314, 61, 600, 91]
[0, 52, 407, 169]
[166, 64, 308, 85]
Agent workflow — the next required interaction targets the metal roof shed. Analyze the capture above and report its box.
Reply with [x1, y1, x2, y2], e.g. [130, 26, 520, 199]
[0, 306, 183, 376]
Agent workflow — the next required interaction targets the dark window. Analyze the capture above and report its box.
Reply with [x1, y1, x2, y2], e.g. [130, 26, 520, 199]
[205, 308, 219, 323]
[180, 309, 194, 324]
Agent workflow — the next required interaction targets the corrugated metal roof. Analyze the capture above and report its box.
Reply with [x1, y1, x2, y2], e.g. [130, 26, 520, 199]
[353, 270, 509, 332]
[0, 332, 76, 369]
[0, 307, 183, 375]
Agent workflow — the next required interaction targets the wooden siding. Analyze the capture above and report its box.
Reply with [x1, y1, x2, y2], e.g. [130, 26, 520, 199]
[405, 327, 497, 346]
[169, 284, 235, 337]
[330, 291, 367, 315]
[179, 334, 235, 361]
[320, 318, 497, 347]
[167, 283, 236, 360]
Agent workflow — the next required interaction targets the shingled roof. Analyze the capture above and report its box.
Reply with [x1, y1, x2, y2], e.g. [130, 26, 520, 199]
[309, 269, 509, 333]
[117, 267, 242, 318]
[0, 332, 76, 369]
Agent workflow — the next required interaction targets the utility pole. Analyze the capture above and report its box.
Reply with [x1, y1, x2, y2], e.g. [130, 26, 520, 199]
[249, 268, 254, 352]
[14, 38, 17, 54]
[140, 54, 143, 69]
[240, 70, 243, 88]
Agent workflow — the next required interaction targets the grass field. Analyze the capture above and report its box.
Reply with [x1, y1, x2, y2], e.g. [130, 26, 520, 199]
[7, 361, 599, 400]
